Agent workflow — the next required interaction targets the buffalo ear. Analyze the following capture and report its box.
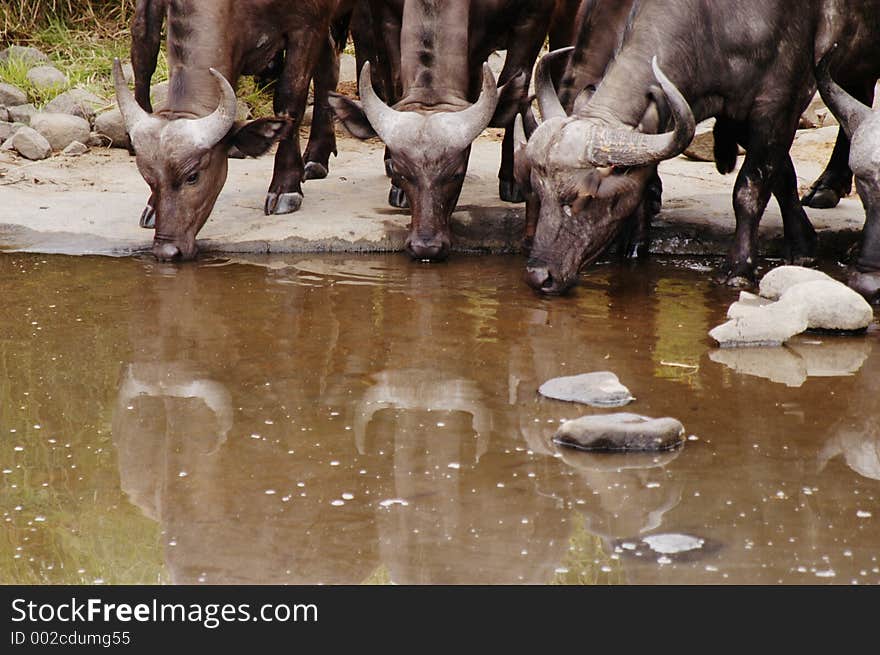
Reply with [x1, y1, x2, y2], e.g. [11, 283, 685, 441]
[489, 71, 528, 128]
[328, 91, 378, 139]
[226, 117, 292, 157]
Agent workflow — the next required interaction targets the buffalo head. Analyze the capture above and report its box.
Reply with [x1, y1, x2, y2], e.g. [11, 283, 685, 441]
[816, 51, 880, 302]
[516, 53, 695, 294]
[113, 59, 291, 261]
[329, 63, 501, 261]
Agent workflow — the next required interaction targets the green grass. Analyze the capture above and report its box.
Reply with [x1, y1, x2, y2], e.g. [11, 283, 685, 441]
[0, 19, 158, 108]
[1, 1, 136, 43]
[1, 19, 278, 116]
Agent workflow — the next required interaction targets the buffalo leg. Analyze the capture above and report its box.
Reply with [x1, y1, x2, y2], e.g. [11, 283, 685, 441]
[369, 0, 407, 204]
[303, 37, 339, 181]
[774, 154, 818, 265]
[130, 0, 166, 112]
[801, 128, 853, 208]
[494, 7, 553, 203]
[130, 0, 166, 225]
[265, 28, 324, 215]
[718, 135, 794, 286]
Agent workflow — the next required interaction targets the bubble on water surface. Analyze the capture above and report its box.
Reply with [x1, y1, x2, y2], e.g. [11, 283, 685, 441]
[379, 499, 409, 508]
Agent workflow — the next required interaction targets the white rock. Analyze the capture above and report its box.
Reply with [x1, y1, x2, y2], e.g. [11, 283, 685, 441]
[150, 82, 169, 110]
[0, 82, 27, 107]
[0, 120, 20, 142]
[61, 140, 89, 156]
[709, 302, 809, 347]
[44, 88, 106, 122]
[94, 109, 128, 148]
[11, 126, 52, 160]
[26, 65, 67, 90]
[29, 112, 91, 151]
[538, 371, 634, 407]
[758, 265, 835, 300]
[0, 46, 49, 68]
[727, 290, 774, 319]
[776, 279, 874, 331]
[7, 104, 36, 124]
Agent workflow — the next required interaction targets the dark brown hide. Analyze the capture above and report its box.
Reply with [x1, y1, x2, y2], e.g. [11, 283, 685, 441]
[521, 0, 880, 294]
[126, 0, 359, 261]
[330, 0, 579, 260]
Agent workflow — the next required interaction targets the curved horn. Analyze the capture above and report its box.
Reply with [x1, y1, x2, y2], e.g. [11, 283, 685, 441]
[112, 58, 153, 135]
[433, 63, 499, 150]
[514, 113, 527, 150]
[816, 46, 872, 140]
[579, 56, 695, 167]
[179, 68, 238, 148]
[358, 61, 412, 145]
[535, 47, 573, 122]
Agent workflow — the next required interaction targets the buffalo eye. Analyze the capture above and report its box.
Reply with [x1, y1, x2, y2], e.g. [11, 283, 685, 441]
[185, 171, 200, 186]
[563, 204, 573, 217]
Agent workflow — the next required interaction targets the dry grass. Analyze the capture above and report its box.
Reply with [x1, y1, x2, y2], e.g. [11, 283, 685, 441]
[2, 1, 136, 43]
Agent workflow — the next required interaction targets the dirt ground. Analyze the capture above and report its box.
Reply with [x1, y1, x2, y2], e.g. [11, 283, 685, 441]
[0, 123, 866, 260]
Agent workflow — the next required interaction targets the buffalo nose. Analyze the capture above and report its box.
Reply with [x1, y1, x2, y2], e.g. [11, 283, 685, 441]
[525, 264, 554, 291]
[406, 236, 450, 261]
[154, 242, 182, 262]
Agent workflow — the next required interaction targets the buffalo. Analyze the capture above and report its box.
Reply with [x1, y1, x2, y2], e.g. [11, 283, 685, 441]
[328, 0, 579, 261]
[816, 51, 880, 302]
[119, 0, 360, 261]
[517, 0, 880, 295]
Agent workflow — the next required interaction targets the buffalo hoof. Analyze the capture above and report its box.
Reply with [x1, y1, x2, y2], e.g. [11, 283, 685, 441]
[140, 205, 156, 229]
[848, 269, 880, 303]
[388, 185, 409, 209]
[384, 158, 394, 178]
[264, 191, 303, 215]
[713, 267, 756, 288]
[228, 145, 247, 159]
[303, 162, 329, 180]
[499, 179, 525, 203]
[801, 186, 843, 209]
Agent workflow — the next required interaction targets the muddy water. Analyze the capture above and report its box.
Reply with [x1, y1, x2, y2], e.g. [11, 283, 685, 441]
[1, 253, 879, 585]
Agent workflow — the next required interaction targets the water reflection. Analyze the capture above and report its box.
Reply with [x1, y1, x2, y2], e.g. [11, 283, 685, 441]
[2, 253, 879, 585]
[709, 337, 873, 387]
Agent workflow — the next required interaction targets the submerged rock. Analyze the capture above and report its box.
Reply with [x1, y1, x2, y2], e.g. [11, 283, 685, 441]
[553, 413, 685, 452]
[538, 371, 634, 407]
[11, 126, 52, 160]
[613, 532, 720, 562]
